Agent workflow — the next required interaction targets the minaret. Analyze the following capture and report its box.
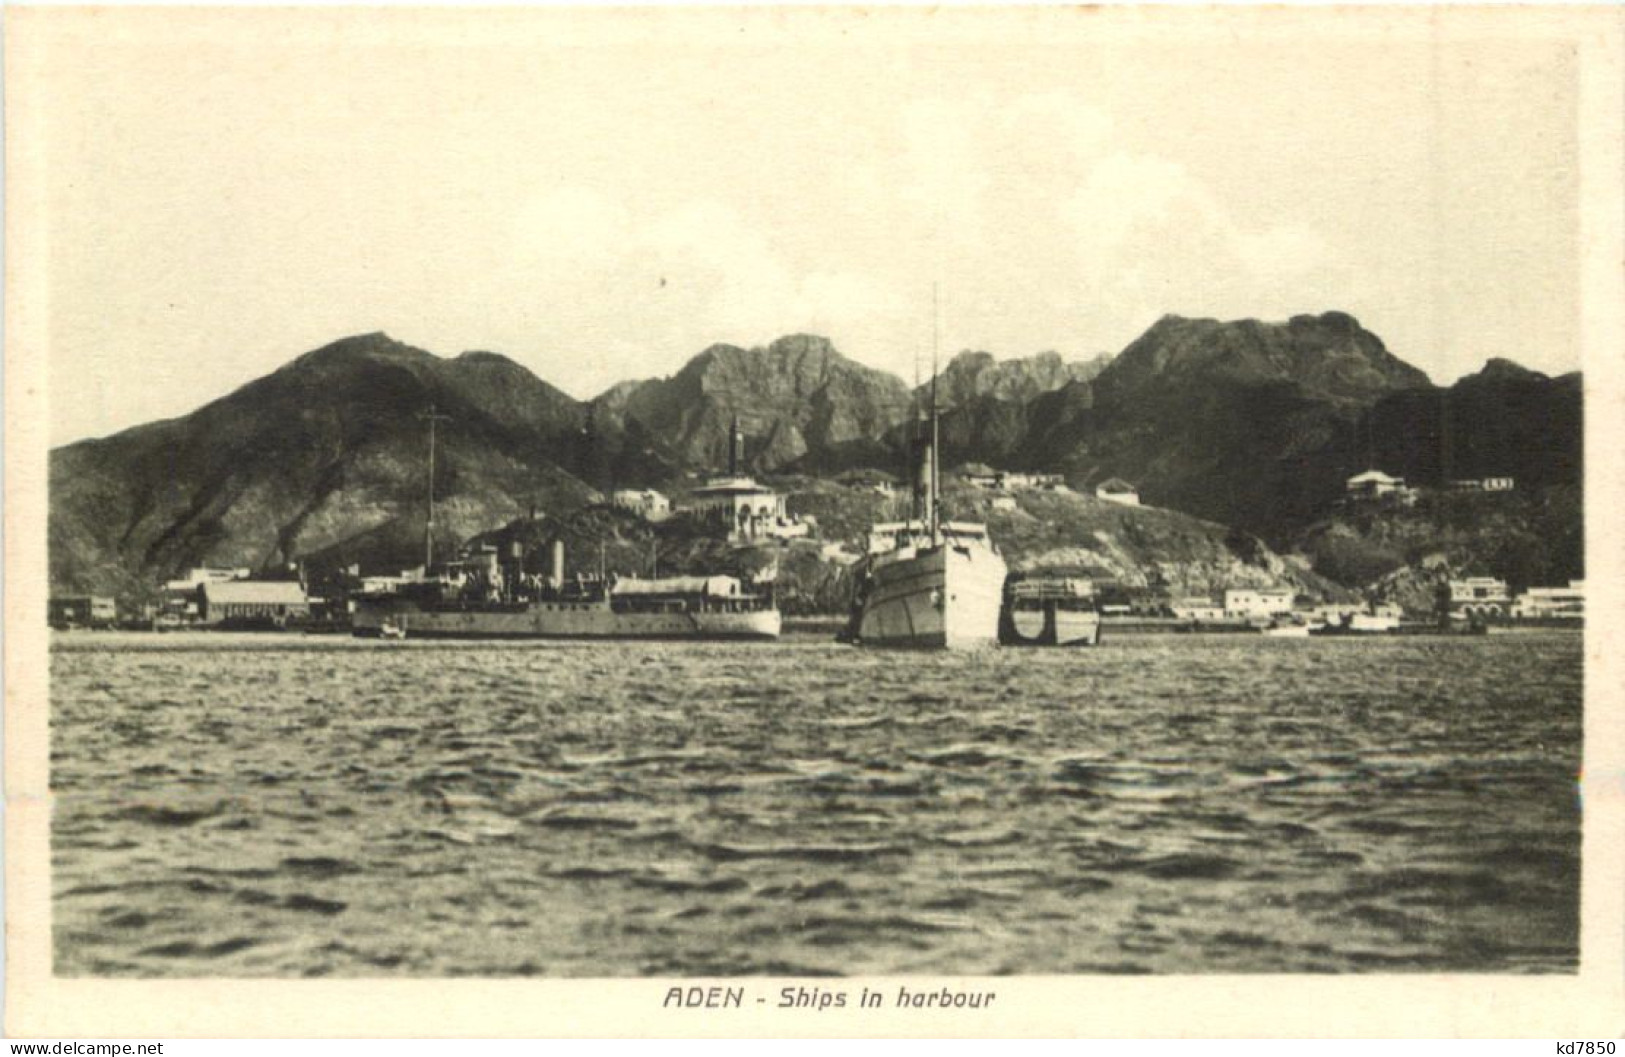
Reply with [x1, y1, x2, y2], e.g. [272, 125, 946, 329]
[728, 415, 745, 477]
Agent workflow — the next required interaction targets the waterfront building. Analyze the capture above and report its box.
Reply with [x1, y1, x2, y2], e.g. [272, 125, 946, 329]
[1170, 596, 1227, 622]
[48, 595, 117, 628]
[1448, 576, 1511, 617]
[1511, 580, 1584, 619]
[1223, 587, 1295, 619]
[161, 566, 252, 620]
[196, 580, 311, 626]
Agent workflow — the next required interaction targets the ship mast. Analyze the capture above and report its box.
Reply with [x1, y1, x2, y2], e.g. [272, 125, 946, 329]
[909, 305, 925, 528]
[419, 403, 452, 571]
[929, 282, 942, 545]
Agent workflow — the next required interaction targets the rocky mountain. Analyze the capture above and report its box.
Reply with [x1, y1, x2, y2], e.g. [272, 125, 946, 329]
[895, 351, 1111, 471]
[924, 349, 1112, 408]
[49, 314, 1583, 602]
[1091, 312, 1432, 410]
[49, 333, 670, 597]
[965, 313, 1429, 536]
[596, 334, 916, 472]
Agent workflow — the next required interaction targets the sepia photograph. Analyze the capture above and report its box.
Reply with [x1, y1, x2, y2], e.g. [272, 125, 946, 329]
[6, 3, 1622, 1038]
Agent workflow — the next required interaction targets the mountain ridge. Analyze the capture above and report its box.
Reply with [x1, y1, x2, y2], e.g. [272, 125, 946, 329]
[48, 314, 1580, 603]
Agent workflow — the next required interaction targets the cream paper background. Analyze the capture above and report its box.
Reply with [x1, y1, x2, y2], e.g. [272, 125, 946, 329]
[6, 5, 1623, 1038]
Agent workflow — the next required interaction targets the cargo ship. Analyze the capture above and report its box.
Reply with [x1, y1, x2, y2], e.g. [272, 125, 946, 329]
[352, 403, 779, 640]
[352, 540, 780, 640]
[841, 292, 1007, 649]
[844, 516, 1007, 649]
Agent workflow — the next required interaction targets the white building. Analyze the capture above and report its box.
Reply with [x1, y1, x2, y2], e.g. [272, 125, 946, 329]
[1170, 596, 1227, 622]
[1511, 580, 1584, 619]
[1346, 469, 1407, 499]
[611, 488, 672, 522]
[1003, 472, 1066, 491]
[161, 566, 252, 618]
[684, 477, 795, 541]
[680, 414, 808, 541]
[1095, 478, 1140, 506]
[1224, 587, 1295, 619]
[959, 467, 1065, 492]
[1449, 577, 1511, 616]
[1450, 477, 1516, 493]
[196, 580, 310, 625]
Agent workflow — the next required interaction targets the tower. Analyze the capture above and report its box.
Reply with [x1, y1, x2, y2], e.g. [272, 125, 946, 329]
[728, 415, 745, 476]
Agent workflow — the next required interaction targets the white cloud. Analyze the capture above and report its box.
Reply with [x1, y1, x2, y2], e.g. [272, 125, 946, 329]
[492, 189, 922, 393]
[1059, 151, 1339, 340]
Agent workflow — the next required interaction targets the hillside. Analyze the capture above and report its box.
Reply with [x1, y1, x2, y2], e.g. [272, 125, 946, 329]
[1006, 312, 1436, 536]
[443, 481, 1355, 617]
[49, 316, 1582, 604]
[1355, 360, 1582, 493]
[1295, 486, 1583, 612]
[785, 479, 1349, 603]
[49, 333, 666, 598]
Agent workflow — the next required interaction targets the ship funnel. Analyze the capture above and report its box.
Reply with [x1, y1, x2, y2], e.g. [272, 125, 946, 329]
[912, 433, 933, 527]
[550, 538, 565, 588]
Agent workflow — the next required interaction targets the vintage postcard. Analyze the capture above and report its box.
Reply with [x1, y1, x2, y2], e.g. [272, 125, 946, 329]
[6, 4, 1623, 1038]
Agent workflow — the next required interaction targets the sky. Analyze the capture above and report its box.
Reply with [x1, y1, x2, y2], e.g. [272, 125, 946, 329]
[17, 8, 1584, 447]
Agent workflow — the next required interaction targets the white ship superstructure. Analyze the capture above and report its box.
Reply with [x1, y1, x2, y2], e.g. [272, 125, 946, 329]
[844, 290, 1006, 649]
[851, 519, 1006, 649]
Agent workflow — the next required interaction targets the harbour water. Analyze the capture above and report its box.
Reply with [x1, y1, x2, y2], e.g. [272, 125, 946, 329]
[50, 631, 1582, 976]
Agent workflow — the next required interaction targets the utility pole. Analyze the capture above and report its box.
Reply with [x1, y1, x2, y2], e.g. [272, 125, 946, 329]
[419, 403, 452, 571]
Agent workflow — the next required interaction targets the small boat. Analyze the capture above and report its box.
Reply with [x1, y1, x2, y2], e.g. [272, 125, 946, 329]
[1310, 612, 1401, 636]
[1000, 575, 1102, 647]
[378, 618, 407, 640]
[1261, 620, 1312, 638]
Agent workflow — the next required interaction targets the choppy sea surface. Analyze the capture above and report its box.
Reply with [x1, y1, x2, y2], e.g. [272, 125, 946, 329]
[51, 630, 1581, 976]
